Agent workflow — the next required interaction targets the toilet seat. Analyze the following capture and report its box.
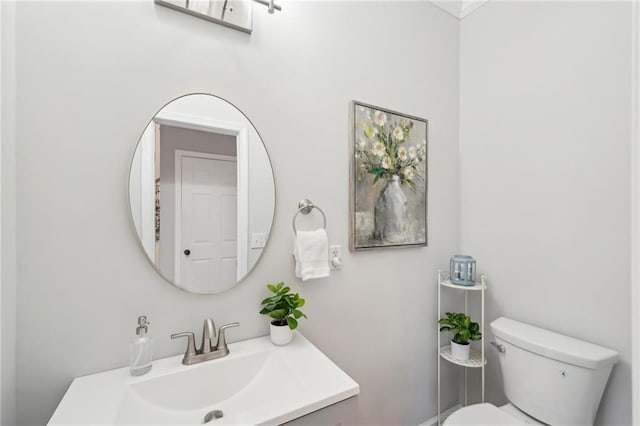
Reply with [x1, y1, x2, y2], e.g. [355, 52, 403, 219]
[443, 403, 528, 426]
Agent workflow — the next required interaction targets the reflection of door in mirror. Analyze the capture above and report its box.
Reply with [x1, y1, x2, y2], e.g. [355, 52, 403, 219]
[159, 124, 240, 291]
[130, 112, 250, 293]
[177, 151, 237, 293]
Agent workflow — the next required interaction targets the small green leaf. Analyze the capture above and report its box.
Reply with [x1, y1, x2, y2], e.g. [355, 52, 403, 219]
[268, 309, 286, 320]
[260, 297, 274, 305]
[270, 294, 283, 303]
[267, 284, 276, 292]
[287, 317, 298, 330]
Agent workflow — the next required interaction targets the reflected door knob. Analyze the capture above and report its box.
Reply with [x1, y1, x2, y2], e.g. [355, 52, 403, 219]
[184, 249, 191, 256]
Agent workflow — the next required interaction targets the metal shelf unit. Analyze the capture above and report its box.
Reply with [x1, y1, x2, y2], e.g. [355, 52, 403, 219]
[437, 270, 486, 425]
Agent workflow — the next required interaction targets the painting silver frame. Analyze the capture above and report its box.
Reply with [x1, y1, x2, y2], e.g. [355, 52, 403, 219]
[349, 101, 428, 251]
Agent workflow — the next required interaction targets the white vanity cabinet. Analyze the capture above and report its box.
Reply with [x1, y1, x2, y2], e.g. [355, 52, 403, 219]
[282, 396, 359, 426]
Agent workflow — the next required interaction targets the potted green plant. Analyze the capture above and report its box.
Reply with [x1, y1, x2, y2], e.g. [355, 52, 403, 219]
[438, 312, 482, 361]
[259, 282, 307, 345]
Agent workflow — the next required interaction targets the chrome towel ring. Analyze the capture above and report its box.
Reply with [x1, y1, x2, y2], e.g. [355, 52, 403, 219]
[292, 199, 327, 234]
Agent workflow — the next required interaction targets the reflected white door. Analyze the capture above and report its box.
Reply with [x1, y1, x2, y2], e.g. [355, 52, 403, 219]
[179, 154, 237, 293]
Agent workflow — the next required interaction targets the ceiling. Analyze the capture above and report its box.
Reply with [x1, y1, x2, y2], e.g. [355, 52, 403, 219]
[430, 0, 489, 19]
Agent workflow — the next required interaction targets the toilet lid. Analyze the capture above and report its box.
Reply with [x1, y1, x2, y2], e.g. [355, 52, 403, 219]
[443, 403, 527, 426]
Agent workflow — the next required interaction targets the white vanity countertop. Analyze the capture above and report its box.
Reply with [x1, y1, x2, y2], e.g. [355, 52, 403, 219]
[48, 332, 359, 425]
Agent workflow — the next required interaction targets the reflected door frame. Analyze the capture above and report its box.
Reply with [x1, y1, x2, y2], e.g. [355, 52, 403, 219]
[154, 110, 250, 284]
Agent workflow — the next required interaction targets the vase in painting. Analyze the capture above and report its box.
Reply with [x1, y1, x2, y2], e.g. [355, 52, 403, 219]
[374, 175, 408, 243]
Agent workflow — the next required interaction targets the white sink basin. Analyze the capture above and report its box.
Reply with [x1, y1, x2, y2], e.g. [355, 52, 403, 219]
[48, 332, 359, 425]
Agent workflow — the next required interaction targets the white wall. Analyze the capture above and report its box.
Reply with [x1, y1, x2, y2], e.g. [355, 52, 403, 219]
[460, 2, 632, 424]
[1, 1, 17, 425]
[13, 2, 460, 425]
[247, 124, 274, 269]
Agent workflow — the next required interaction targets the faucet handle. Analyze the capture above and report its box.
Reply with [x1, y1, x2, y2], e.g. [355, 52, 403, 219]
[171, 332, 197, 364]
[215, 322, 240, 352]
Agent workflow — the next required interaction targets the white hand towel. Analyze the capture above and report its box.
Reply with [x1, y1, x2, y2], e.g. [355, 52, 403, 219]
[294, 228, 330, 281]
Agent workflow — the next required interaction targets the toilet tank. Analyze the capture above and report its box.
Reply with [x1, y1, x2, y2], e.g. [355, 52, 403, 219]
[490, 317, 618, 426]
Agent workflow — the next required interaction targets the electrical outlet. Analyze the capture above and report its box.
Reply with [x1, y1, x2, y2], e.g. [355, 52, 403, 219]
[251, 232, 266, 249]
[329, 245, 343, 270]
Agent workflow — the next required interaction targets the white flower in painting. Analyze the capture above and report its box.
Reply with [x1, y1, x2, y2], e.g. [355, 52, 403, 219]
[360, 106, 372, 118]
[358, 137, 367, 150]
[373, 142, 385, 157]
[382, 156, 392, 169]
[408, 146, 417, 159]
[392, 125, 404, 141]
[374, 111, 387, 126]
[403, 167, 414, 180]
[397, 146, 408, 161]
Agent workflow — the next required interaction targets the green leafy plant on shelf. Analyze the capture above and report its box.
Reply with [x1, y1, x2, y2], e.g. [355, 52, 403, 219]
[259, 282, 307, 330]
[438, 312, 482, 345]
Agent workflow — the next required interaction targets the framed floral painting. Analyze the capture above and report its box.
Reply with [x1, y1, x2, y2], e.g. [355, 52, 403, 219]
[350, 101, 428, 251]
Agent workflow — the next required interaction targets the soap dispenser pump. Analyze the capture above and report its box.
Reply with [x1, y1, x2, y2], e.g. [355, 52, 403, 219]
[130, 315, 153, 376]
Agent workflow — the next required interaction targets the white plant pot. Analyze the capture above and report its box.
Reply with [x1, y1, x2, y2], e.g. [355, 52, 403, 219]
[450, 340, 470, 361]
[270, 322, 293, 346]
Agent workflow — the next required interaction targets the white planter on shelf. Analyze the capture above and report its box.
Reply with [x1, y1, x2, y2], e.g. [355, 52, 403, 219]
[450, 340, 470, 361]
[270, 322, 293, 346]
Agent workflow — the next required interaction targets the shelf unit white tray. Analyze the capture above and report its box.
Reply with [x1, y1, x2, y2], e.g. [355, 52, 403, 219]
[439, 345, 487, 368]
[439, 278, 486, 291]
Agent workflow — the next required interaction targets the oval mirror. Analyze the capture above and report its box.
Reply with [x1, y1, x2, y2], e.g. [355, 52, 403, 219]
[128, 94, 275, 294]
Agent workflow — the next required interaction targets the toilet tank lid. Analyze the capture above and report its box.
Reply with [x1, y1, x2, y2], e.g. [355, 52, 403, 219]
[490, 317, 619, 369]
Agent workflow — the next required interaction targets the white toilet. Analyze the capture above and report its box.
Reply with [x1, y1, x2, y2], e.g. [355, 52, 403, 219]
[444, 317, 619, 426]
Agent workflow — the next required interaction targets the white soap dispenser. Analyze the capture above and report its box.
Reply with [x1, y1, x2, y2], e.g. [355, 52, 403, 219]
[130, 315, 153, 376]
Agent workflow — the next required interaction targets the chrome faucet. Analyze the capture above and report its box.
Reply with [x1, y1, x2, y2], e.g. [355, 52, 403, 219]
[171, 319, 239, 365]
